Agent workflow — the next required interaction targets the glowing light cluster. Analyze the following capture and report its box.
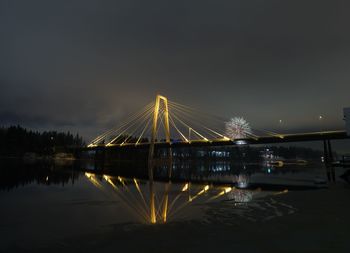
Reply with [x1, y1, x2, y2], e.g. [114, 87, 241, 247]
[228, 190, 253, 203]
[236, 173, 250, 188]
[225, 117, 252, 139]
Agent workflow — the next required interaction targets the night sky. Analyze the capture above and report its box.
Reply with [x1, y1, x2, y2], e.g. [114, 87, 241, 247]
[1, 0, 350, 140]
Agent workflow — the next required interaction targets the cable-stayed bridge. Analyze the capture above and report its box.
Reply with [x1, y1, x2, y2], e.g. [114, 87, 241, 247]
[84, 95, 349, 223]
[87, 95, 349, 150]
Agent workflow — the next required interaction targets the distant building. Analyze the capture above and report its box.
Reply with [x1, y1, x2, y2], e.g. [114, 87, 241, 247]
[344, 107, 350, 136]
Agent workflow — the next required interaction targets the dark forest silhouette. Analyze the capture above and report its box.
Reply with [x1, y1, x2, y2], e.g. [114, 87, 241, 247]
[0, 125, 84, 156]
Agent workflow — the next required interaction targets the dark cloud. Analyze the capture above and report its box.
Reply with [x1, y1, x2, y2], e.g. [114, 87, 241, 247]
[1, 0, 350, 141]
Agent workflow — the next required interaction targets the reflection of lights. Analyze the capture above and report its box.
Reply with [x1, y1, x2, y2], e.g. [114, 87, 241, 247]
[84, 172, 259, 224]
[210, 186, 234, 200]
[228, 189, 253, 203]
[86, 172, 151, 223]
[224, 187, 232, 193]
[190, 185, 210, 201]
[237, 182, 248, 188]
[236, 174, 250, 188]
[274, 189, 288, 195]
[104, 175, 117, 189]
[45, 176, 49, 182]
[267, 168, 271, 173]
[181, 183, 189, 192]
[117, 176, 125, 186]
[85, 172, 102, 188]
[133, 178, 141, 193]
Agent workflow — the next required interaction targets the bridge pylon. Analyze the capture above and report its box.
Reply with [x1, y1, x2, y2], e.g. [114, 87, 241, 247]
[148, 94, 172, 223]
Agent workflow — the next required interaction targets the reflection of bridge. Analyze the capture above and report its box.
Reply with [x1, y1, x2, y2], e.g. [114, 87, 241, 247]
[84, 171, 290, 224]
[84, 171, 229, 224]
[87, 95, 349, 150]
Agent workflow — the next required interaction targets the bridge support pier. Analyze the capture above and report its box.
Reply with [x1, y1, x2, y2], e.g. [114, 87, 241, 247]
[94, 147, 105, 170]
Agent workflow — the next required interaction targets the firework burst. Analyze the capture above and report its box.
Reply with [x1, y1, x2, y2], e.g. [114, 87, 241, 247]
[225, 117, 251, 139]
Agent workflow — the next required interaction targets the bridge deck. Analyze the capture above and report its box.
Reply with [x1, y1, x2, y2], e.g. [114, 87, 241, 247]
[85, 130, 349, 150]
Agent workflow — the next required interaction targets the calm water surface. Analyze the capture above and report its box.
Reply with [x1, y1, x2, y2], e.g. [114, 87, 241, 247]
[0, 159, 349, 252]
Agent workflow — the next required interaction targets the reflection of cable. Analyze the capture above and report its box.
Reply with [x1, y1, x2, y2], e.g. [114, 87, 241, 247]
[133, 178, 149, 213]
[86, 173, 148, 223]
[169, 185, 210, 219]
[108, 176, 149, 222]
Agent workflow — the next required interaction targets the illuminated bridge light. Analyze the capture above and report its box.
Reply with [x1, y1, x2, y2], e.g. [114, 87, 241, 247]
[235, 140, 247, 145]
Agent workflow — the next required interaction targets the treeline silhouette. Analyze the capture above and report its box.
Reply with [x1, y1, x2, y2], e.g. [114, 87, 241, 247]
[0, 125, 84, 156]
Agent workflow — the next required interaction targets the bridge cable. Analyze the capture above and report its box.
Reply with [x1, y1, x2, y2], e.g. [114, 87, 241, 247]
[90, 102, 154, 145]
[107, 106, 154, 145]
[89, 102, 154, 146]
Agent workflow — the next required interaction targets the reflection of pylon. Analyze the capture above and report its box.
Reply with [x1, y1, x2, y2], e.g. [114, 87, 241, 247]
[148, 95, 171, 224]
